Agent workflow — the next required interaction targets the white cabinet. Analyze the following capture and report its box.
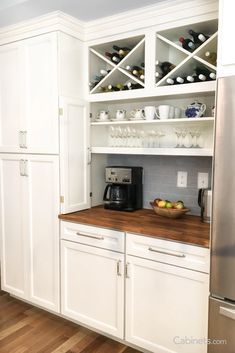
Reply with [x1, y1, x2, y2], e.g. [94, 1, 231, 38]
[59, 97, 90, 213]
[61, 223, 125, 338]
[0, 33, 59, 154]
[217, 0, 235, 77]
[125, 233, 209, 353]
[0, 154, 60, 313]
[0, 155, 27, 299]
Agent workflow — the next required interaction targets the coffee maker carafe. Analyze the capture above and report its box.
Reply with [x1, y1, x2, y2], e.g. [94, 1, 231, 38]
[103, 166, 143, 211]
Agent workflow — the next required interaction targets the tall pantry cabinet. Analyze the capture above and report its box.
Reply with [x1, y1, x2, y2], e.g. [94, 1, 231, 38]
[0, 31, 90, 312]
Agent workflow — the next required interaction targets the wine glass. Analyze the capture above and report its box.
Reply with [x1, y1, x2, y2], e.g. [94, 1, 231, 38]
[195, 129, 202, 148]
[174, 128, 182, 148]
[157, 130, 165, 147]
[181, 129, 188, 148]
[189, 129, 196, 148]
[109, 126, 115, 147]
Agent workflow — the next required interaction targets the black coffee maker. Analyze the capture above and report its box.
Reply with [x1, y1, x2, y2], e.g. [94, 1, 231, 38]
[103, 166, 143, 211]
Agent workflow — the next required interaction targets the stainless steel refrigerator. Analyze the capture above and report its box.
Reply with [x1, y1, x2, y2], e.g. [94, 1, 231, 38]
[209, 76, 235, 353]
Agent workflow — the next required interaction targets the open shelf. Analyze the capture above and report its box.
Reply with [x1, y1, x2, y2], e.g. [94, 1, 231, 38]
[91, 117, 215, 126]
[88, 80, 216, 102]
[91, 147, 213, 156]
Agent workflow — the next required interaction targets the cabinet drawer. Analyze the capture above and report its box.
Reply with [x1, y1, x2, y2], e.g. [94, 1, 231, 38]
[61, 221, 124, 253]
[126, 233, 210, 273]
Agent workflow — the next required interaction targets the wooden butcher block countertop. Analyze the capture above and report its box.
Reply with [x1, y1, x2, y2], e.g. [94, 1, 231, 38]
[59, 206, 210, 248]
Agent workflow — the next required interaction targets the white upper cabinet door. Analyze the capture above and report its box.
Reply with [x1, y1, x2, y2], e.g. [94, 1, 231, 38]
[217, 0, 235, 77]
[0, 43, 25, 153]
[59, 97, 90, 213]
[125, 255, 209, 353]
[25, 155, 60, 313]
[24, 33, 59, 154]
[0, 154, 28, 299]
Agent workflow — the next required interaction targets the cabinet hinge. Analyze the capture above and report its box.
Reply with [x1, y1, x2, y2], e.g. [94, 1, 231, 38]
[60, 196, 64, 203]
[59, 108, 63, 116]
[90, 192, 92, 198]
[89, 113, 92, 119]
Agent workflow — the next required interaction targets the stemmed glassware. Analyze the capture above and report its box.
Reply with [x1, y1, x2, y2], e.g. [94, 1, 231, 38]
[189, 129, 196, 147]
[174, 128, 182, 148]
[195, 129, 201, 148]
[181, 129, 188, 148]
[108, 126, 166, 148]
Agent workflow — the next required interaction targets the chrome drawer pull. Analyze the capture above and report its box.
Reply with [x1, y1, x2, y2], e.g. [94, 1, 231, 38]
[148, 247, 186, 258]
[76, 231, 104, 240]
[19, 131, 24, 148]
[117, 260, 122, 276]
[220, 306, 235, 321]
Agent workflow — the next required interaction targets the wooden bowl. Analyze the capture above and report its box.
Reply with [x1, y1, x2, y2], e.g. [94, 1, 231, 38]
[150, 202, 190, 219]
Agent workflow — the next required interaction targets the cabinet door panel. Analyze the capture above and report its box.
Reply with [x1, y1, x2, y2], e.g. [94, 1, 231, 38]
[60, 97, 90, 213]
[0, 155, 27, 298]
[0, 43, 24, 152]
[126, 255, 209, 353]
[218, 0, 235, 77]
[61, 240, 124, 338]
[26, 155, 60, 312]
[24, 33, 59, 153]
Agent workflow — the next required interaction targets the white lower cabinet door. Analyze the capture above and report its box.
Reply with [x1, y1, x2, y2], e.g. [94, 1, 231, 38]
[25, 155, 60, 313]
[61, 240, 124, 339]
[0, 154, 28, 298]
[125, 255, 209, 353]
[0, 154, 60, 313]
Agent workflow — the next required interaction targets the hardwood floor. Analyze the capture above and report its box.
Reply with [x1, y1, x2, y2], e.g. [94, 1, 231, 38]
[0, 291, 142, 353]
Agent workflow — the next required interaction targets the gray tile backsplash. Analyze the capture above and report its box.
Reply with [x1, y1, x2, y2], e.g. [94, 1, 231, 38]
[107, 155, 212, 216]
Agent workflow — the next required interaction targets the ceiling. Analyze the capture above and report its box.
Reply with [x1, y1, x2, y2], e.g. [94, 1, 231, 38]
[0, 0, 169, 27]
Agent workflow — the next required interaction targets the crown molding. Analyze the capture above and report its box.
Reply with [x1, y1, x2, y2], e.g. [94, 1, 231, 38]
[0, 11, 85, 45]
[84, 0, 218, 42]
[0, 0, 218, 45]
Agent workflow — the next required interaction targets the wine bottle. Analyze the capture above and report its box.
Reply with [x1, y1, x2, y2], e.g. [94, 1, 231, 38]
[179, 37, 196, 52]
[113, 45, 130, 57]
[205, 51, 217, 66]
[126, 81, 142, 90]
[186, 75, 200, 83]
[166, 78, 177, 85]
[195, 67, 216, 81]
[198, 74, 207, 81]
[209, 72, 216, 80]
[156, 61, 176, 76]
[97, 86, 107, 92]
[89, 82, 98, 90]
[132, 66, 144, 77]
[94, 75, 104, 82]
[166, 76, 185, 85]
[105, 52, 121, 63]
[188, 29, 209, 44]
[100, 69, 111, 76]
[140, 74, 145, 80]
[116, 83, 125, 90]
[107, 84, 119, 92]
[176, 76, 185, 84]
[155, 72, 163, 79]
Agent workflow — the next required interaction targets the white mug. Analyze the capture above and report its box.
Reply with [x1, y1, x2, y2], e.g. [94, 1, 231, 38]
[97, 110, 109, 120]
[156, 105, 170, 120]
[174, 107, 181, 119]
[115, 109, 126, 120]
[169, 106, 175, 119]
[144, 106, 157, 120]
[130, 109, 144, 120]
